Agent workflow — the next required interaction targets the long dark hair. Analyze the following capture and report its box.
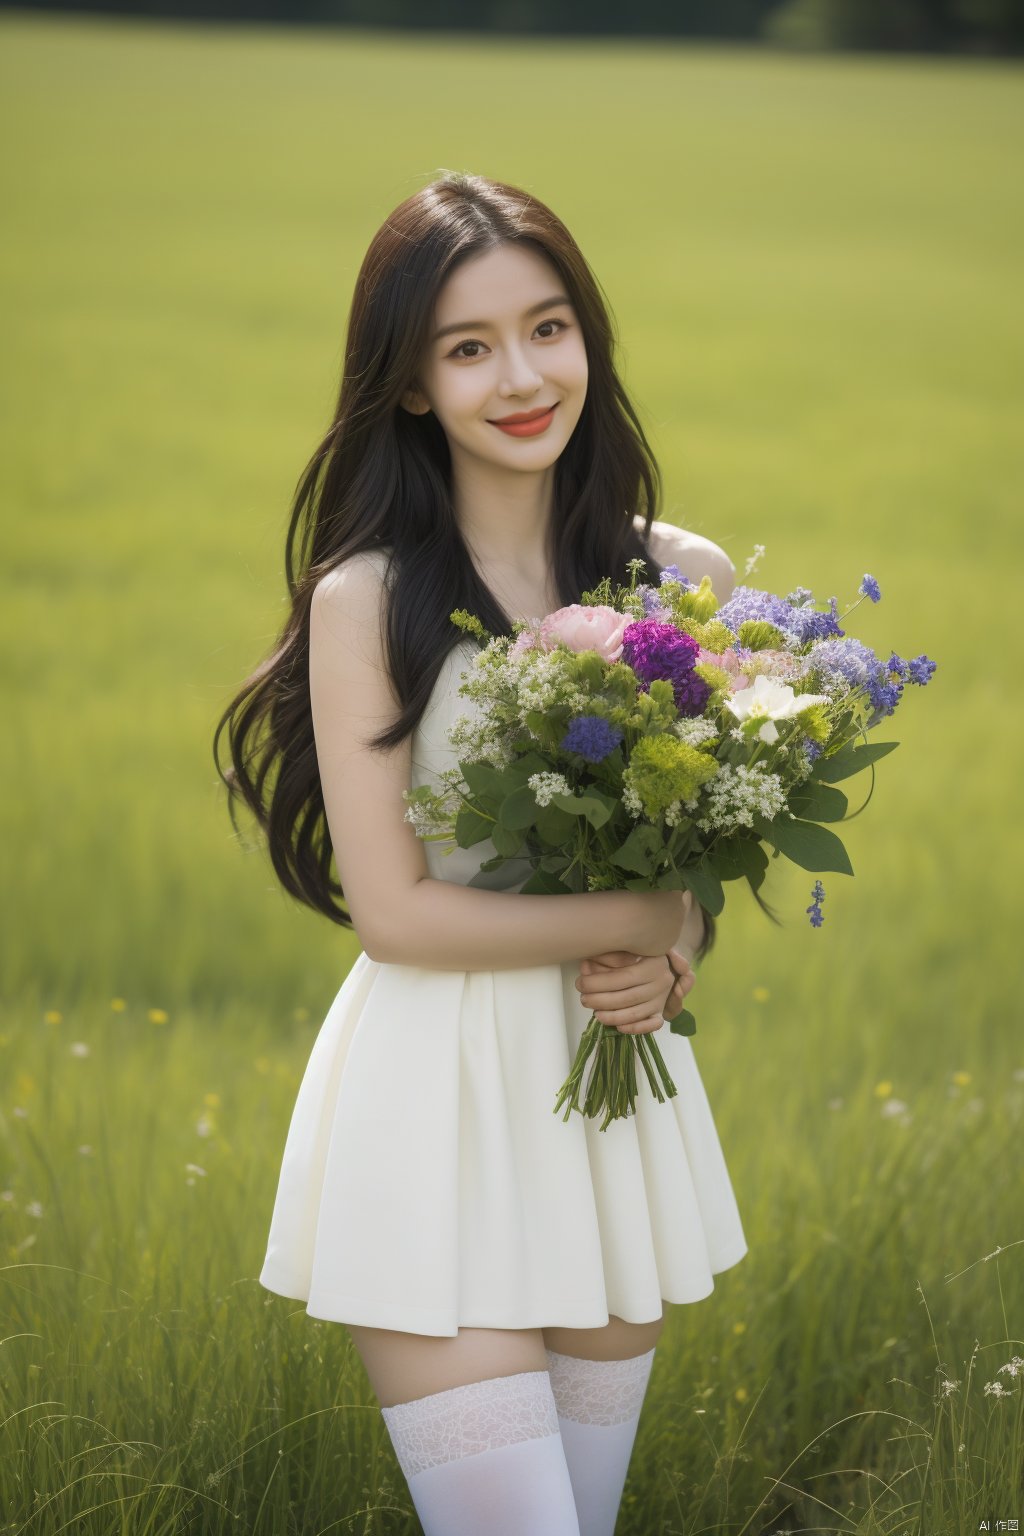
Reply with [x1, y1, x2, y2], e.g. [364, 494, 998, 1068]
[213, 170, 717, 962]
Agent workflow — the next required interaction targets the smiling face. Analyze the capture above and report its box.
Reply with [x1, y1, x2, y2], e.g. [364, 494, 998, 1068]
[401, 241, 589, 479]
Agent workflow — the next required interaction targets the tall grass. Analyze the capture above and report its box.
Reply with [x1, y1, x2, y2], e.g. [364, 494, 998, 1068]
[1, 12, 1021, 1531]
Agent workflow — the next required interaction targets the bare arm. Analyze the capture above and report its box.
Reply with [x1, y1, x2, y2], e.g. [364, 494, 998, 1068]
[310, 553, 690, 971]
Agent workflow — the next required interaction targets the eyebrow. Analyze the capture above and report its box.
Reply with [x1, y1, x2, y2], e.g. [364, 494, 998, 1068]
[432, 294, 573, 343]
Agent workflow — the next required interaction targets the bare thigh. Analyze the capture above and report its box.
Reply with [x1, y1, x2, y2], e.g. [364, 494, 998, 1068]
[541, 1306, 667, 1361]
[346, 1323, 550, 1409]
[348, 1307, 667, 1409]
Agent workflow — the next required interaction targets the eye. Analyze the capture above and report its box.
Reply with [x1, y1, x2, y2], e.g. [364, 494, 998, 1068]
[448, 317, 570, 361]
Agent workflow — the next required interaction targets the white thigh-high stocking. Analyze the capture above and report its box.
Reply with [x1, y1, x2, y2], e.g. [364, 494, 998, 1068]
[544, 1346, 656, 1536]
[380, 1368, 581, 1536]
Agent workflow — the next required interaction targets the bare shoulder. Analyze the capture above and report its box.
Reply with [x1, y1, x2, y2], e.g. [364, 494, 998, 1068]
[633, 515, 736, 604]
[313, 546, 392, 616]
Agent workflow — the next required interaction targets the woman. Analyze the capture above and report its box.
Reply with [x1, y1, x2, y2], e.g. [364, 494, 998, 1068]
[215, 170, 747, 1536]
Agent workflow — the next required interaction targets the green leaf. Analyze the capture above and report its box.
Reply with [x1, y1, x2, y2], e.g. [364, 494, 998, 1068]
[753, 813, 854, 874]
[520, 867, 573, 895]
[668, 1007, 697, 1037]
[788, 780, 849, 822]
[551, 791, 613, 829]
[680, 862, 725, 915]
[455, 806, 495, 848]
[534, 803, 576, 846]
[490, 823, 524, 858]
[498, 785, 541, 831]
[460, 761, 509, 800]
[609, 824, 664, 875]
[813, 740, 899, 783]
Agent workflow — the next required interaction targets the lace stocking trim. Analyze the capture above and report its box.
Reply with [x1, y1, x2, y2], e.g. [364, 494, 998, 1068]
[380, 1369, 560, 1479]
[544, 1346, 656, 1426]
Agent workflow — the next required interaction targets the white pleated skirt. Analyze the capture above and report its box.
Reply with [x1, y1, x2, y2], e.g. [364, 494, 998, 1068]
[258, 953, 748, 1336]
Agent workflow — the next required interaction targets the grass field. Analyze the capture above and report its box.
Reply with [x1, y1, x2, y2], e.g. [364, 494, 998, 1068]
[1, 11, 1022, 1532]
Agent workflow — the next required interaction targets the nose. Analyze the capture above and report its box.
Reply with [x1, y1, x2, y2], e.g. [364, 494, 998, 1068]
[497, 340, 544, 397]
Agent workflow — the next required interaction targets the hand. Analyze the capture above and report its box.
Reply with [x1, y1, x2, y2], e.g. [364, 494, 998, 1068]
[574, 947, 696, 1035]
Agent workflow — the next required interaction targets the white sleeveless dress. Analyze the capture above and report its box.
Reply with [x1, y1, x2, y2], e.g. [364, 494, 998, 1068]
[258, 563, 748, 1337]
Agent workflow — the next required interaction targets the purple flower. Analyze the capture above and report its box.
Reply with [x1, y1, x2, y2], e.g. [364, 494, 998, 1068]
[659, 563, 694, 590]
[717, 585, 844, 647]
[806, 879, 826, 927]
[908, 654, 937, 685]
[886, 652, 909, 680]
[859, 574, 882, 603]
[561, 714, 624, 764]
[621, 619, 711, 717]
[804, 739, 824, 763]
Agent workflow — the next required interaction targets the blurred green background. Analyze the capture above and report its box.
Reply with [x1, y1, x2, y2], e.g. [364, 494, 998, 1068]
[1, 12, 1021, 1533]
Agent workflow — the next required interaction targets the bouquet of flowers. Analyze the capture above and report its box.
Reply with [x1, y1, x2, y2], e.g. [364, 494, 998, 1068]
[403, 552, 936, 1131]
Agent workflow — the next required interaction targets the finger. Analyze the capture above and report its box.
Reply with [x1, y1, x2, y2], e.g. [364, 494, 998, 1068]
[582, 982, 665, 1012]
[593, 998, 667, 1026]
[615, 1013, 664, 1034]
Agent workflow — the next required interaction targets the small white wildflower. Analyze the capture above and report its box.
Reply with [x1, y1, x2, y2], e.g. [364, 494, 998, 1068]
[69, 1042, 90, 1058]
[195, 1114, 214, 1138]
[12, 1106, 28, 1119]
[983, 1380, 1010, 1398]
[25, 1201, 44, 1218]
[997, 1356, 1024, 1378]
[939, 1378, 960, 1396]
[729, 727, 746, 743]
[77, 1145, 93, 1157]
[622, 783, 643, 818]
[880, 1097, 909, 1118]
[827, 1097, 843, 1111]
[664, 799, 684, 827]
[695, 762, 787, 834]
[671, 716, 719, 748]
[743, 543, 766, 576]
[185, 1163, 207, 1177]
[0, 1190, 14, 1203]
[528, 772, 571, 808]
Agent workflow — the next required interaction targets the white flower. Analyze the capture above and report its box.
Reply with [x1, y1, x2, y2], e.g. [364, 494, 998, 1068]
[997, 1356, 1024, 1378]
[695, 762, 787, 833]
[939, 1378, 960, 1396]
[528, 772, 571, 808]
[70, 1042, 90, 1058]
[25, 1201, 44, 1218]
[983, 1380, 1010, 1397]
[671, 716, 719, 748]
[724, 675, 830, 740]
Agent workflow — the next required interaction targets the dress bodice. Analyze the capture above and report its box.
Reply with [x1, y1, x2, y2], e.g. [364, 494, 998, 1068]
[409, 637, 533, 893]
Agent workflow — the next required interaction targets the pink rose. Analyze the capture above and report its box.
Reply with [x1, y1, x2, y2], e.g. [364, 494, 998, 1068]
[538, 604, 629, 663]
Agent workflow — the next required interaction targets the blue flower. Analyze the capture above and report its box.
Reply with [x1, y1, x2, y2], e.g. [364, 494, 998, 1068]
[806, 879, 826, 927]
[808, 905, 824, 928]
[886, 652, 909, 680]
[908, 654, 937, 685]
[804, 739, 824, 763]
[859, 574, 882, 603]
[561, 714, 624, 764]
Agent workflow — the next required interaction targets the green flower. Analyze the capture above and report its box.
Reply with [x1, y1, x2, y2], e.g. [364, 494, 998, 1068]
[624, 735, 719, 817]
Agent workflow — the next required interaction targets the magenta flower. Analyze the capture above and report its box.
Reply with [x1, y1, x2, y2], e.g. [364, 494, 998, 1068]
[621, 619, 711, 717]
